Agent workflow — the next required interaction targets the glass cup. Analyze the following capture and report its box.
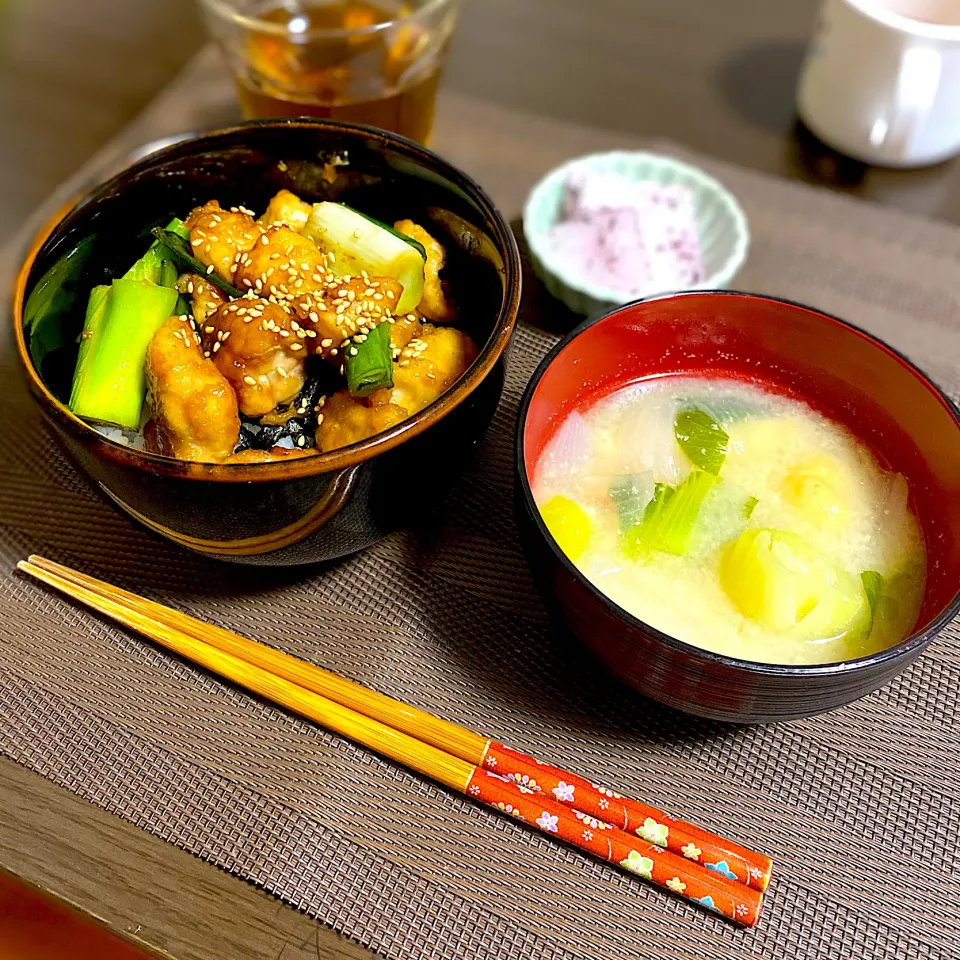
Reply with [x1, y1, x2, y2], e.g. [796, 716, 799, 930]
[198, 0, 460, 144]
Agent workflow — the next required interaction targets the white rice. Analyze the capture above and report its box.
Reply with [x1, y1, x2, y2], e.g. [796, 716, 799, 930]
[93, 424, 146, 451]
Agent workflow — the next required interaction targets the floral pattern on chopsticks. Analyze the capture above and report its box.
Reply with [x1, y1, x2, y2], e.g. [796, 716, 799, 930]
[482, 742, 770, 891]
[467, 768, 762, 927]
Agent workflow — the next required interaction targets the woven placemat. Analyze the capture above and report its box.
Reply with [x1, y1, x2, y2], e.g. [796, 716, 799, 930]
[3, 78, 960, 959]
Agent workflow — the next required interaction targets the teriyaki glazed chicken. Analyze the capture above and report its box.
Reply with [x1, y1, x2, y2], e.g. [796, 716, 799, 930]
[67, 189, 478, 463]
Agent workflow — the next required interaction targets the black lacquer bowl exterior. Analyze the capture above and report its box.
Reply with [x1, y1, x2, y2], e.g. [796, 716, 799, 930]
[516, 292, 960, 723]
[15, 121, 521, 565]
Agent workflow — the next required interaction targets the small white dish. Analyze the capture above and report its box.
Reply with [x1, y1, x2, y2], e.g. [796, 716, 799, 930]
[523, 150, 750, 316]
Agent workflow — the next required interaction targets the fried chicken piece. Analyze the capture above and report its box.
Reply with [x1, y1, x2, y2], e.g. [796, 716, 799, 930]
[290, 275, 404, 361]
[381, 324, 477, 415]
[235, 224, 332, 299]
[394, 219, 456, 322]
[146, 316, 240, 462]
[204, 297, 308, 417]
[177, 273, 225, 326]
[388, 314, 423, 357]
[316, 390, 409, 453]
[259, 189, 313, 231]
[184, 200, 265, 284]
[228, 447, 319, 463]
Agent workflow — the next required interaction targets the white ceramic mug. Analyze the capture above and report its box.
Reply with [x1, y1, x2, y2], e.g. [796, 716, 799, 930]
[797, 0, 960, 166]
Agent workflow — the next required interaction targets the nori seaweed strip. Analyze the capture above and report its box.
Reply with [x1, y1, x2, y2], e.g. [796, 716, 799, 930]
[234, 366, 330, 453]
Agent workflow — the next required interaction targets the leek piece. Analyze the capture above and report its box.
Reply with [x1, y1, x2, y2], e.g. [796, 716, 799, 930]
[23, 235, 96, 373]
[69, 279, 178, 428]
[720, 528, 869, 643]
[861, 570, 883, 614]
[625, 471, 719, 557]
[609, 473, 655, 533]
[540, 495, 592, 562]
[151, 228, 243, 298]
[869, 564, 925, 648]
[303, 202, 426, 314]
[124, 218, 189, 285]
[675, 407, 729, 475]
[159, 258, 179, 289]
[744, 496, 759, 518]
[685, 481, 757, 557]
[345, 321, 394, 397]
[861, 569, 883, 638]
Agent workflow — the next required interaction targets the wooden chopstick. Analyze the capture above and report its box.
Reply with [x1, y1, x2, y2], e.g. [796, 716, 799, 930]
[18, 557, 766, 925]
[25, 555, 772, 893]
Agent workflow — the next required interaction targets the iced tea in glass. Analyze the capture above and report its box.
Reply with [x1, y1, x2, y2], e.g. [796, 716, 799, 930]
[198, 0, 459, 144]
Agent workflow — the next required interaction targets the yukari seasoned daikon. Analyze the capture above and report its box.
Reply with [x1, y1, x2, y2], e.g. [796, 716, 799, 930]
[533, 377, 926, 665]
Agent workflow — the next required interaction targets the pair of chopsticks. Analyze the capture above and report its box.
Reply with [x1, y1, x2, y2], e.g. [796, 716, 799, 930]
[18, 555, 770, 925]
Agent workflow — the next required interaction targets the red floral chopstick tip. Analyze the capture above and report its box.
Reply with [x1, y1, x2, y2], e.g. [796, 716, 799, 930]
[483, 742, 772, 892]
[468, 768, 762, 926]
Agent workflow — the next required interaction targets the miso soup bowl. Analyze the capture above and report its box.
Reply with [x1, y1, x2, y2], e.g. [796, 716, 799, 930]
[14, 120, 520, 565]
[516, 292, 960, 723]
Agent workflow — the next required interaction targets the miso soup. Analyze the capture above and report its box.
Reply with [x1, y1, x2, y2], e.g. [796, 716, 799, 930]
[533, 377, 926, 665]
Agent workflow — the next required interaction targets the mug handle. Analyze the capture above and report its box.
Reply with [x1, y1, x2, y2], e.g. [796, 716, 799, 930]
[883, 46, 942, 157]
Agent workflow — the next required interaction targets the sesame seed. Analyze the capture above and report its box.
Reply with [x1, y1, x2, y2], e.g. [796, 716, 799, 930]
[206, 264, 215, 274]
[278, 160, 288, 171]
[278, 367, 288, 378]
[204, 243, 212, 254]
[306, 330, 317, 338]
[191, 238, 203, 247]
[349, 347, 359, 356]
[330, 348, 338, 357]
[203, 350, 211, 358]
[213, 342, 221, 353]
[320, 338, 333, 347]
[243, 376, 257, 385]
[317, 413, 325, 425]
[290, 343, 304, 351]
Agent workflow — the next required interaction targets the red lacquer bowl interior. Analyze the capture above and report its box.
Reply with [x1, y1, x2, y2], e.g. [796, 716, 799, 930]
[521, 292, 960, 645]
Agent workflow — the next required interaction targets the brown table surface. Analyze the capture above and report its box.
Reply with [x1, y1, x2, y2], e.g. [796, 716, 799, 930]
[4, 2, 960, 958]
